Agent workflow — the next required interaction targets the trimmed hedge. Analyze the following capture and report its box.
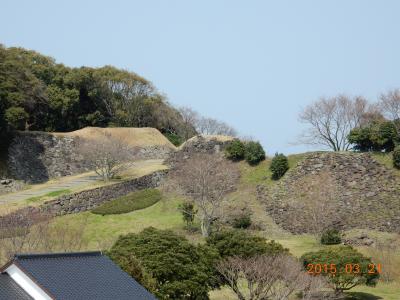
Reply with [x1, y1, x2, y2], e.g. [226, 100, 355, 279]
[92, 189, 162, 215]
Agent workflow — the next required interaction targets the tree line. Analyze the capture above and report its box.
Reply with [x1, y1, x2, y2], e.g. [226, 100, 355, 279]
[0, 45, 236, 145]
[299, 92, 400, 153]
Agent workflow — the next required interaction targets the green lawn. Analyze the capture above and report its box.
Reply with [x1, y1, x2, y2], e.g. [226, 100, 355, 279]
[52, 196, 185, 249]
[239, 152, 308, 186]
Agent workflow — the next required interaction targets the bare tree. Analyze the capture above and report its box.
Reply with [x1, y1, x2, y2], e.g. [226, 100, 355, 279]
[196, 117, 237, 137]
[171, 153, 239, 237]
[178, 106, 199, 140]
[302, 172, 340, 238]
[0, 210, 88, 264]
[368, 236, 400, 282]
[78, 132, 134, 181]
[217, 255, 329, 300]
[299, 95, 369, 151]
[380, 89, 400, 134]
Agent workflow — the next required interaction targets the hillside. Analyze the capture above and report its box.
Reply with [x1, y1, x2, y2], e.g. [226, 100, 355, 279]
[1, 138, 400, 299]
[53, 127, 177, 149]
[0, 45, 193, 141]
[7, 127, 177, 183]
[257, 152, 400, 234]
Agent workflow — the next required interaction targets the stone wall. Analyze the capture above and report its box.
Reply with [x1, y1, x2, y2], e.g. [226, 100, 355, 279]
[8, 132, 88, 183]
[166, 135, 233, 167]
[0, 170, 167, 226]
[40, 170, 167, 216]
[0, 179, 25, 195]
[7, 131, 173, 184]
[257, 152, 400, 234]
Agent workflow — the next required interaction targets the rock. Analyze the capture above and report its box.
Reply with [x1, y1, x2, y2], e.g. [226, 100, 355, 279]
[363, 238, 374, 246]
[366, 191, 376, 197]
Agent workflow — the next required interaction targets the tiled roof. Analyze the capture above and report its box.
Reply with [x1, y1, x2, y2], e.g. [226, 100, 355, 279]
[0, 273, 33, 300]
[13, 251, 157, 300]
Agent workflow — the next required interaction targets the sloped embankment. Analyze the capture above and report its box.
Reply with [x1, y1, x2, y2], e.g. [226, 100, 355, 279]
[8, 127, 176, 183]
[257, 152, 400, 234]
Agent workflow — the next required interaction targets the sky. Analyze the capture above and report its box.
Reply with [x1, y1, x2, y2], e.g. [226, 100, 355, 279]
[1, 0, 400, 154]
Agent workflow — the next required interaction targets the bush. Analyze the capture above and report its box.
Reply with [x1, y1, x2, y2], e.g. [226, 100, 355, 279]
[393, 146, 400, 169]
[92, 189, 162, 215]
[231, 211, 252, 229]
[107, 251, 157, 293]
[206, 229, 288, 258]
[178, 201, 197, 229]
[320, 228, 342, 245]
[301, 246, 379, 294]
[348, 120, 398, 152]
[244, 141, 266, 165]
[225, 139, 245, 161]
[163, 132, 184, 146]
[108, 227, 220, 299]
[270, 153, 289, 180]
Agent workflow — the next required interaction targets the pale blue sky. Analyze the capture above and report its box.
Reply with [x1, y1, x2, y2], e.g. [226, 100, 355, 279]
[1, 0, 400, 154]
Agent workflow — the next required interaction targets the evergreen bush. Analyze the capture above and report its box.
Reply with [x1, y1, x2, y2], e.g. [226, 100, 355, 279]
[244, 141, 266, 165]
[270, 152, 289, 180]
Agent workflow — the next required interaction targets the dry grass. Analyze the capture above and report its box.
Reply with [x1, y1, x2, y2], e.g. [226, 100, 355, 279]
[52, 127, 177, 148]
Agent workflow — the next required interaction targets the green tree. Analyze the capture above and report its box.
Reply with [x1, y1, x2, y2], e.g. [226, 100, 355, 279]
[320, 228, 342, 245]
[225, 139, 245, 161]
[393, 145, 400, 169]
[270, 152, 289, 180]
[206, 229, 288, 258]
[178, 201, 197, 228]
[109, 227, 220, 299]
[301, 246, 379, 295]
[244, 141, 265, 165]
[0, 45, 193, 136]
[4, 107, 29, 130]
[106, 251, 157, 293]
[348, 120, 398, 152]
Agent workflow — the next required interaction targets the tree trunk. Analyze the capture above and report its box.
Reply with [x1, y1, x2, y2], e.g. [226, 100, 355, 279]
[200, 216, 211, 237]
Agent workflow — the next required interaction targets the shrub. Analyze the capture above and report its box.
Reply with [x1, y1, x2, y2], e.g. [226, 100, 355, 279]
[92, 189, 162, 215]
[178, 201, 197, 229]
[206, 229, 288, 258]
[348, 120, 398, 152]
[163, 132, 184, 146]
[225, 139, 245, 161]
[231, 211, 252, 229]
[107, 251, 157, 293]
[108, 227, 220, 299]
[320, 228, 342, 245]
[270, 152, 289, 180]
[244, 141, 266, 165]
[301, 246, 379, 294]
[393, 146, 400, 169]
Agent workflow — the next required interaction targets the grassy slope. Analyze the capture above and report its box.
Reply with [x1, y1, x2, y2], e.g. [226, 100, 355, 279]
[52, 196, 184, 250]
[6, 151, 400, 299]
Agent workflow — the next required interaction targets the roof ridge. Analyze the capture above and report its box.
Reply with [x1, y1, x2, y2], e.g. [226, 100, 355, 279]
[14, 251, 102, 260]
